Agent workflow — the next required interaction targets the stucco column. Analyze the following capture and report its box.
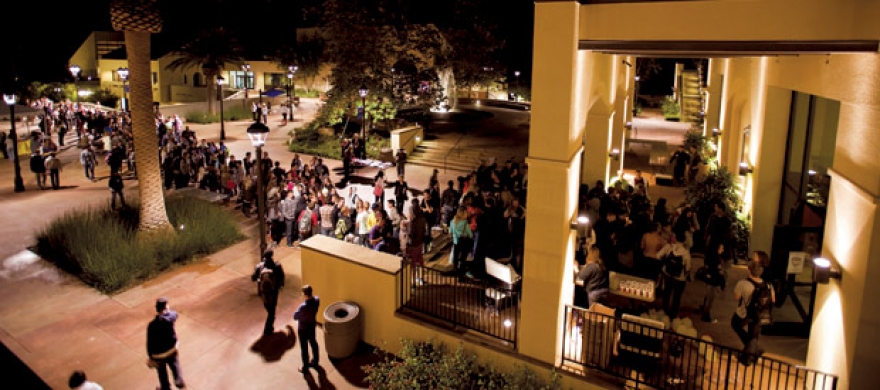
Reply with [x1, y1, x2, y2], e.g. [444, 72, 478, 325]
[810, 100, 880, 390]
[520, 0, 582, 364]
[581, 53, 618, 185]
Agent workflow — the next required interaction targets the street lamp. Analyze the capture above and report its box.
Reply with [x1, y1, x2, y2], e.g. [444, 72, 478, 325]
[247, 120, 271, 254]
[3, 94, 26, 192]
[242, 63, 250, 100]
[288, 65, 297, 123]
[116, 67, 129, 111]
[513, 70, 520, 99]
[217, 75, 226, 141]
[69, 64, 81, 104]
[358, 84, 368, 139]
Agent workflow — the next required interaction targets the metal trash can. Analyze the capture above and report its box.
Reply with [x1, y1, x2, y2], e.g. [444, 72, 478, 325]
[323, 301, 362, 359]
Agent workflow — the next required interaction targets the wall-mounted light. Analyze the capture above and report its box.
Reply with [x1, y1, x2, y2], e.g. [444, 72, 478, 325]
[625, 122, 633, 130]
[609, 148, 621, 160]
[813, 257, 842, 284]
[738, 161, 753, 175]
[622, 60, 633, 67]
[712, 127, 721, 136]
[570, 215, 589, 230]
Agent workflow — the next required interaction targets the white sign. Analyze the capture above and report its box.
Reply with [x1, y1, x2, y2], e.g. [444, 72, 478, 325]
[787, 251, 807, 274]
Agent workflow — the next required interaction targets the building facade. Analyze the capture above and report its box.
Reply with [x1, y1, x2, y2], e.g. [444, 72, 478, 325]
[526, 1, 880, 388]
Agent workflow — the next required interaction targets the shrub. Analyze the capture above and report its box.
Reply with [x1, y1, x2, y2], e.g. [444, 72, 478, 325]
[662, 95, 680, 117]
[288, 122, 390, 160]
[363, 339, 562, 389]
[34, 196, 244, 293]
[684, 165, 751, 258]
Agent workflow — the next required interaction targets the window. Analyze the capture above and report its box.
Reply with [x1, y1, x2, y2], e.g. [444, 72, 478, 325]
[193, 73, 203, 87]
[777, 92, 838, 226]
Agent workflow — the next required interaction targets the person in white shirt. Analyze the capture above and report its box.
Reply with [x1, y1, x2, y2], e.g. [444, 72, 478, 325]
[68, 370, 103, 390]
[656, 230, 692, 318]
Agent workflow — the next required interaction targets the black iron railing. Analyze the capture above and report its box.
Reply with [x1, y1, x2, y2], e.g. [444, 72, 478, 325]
[562, 305, 838, 389]
[397, 261, 518, 346]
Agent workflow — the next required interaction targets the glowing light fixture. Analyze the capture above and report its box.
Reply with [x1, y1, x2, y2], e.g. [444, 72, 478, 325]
[609, 148, 621, 160]
[739, 161, 754, 175]
[813, 257, 842, 284]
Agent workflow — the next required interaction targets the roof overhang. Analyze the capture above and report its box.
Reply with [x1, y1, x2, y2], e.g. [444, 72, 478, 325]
[579, 40, 880, 57]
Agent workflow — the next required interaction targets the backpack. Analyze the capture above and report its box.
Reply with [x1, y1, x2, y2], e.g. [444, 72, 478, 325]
[335, 218, 348, 239]
[746, 279, 773, 325]
[663, 251, 685, 278]
[257, 267, 276, 304]
[299, 209, 314, 234]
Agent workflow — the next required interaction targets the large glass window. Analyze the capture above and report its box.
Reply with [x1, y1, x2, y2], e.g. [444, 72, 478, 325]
[231, 71, 253, 89]
[777, 92, 838, 226]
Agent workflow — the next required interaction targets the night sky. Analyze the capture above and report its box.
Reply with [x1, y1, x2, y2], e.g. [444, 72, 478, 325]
[3, 0, 534, 91]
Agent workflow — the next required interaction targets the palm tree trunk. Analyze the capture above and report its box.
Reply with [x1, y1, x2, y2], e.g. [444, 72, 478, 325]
[206, 71, 217, 115]
[126, 30, 172, 233]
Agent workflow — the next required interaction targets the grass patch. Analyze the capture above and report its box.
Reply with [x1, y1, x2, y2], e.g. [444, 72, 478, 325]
[34, 196, 245, 294]
[185, 105, 253, 124]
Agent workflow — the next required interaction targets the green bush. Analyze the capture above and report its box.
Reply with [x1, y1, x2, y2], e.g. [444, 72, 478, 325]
[34, 196, 244, 293]
[363, 339, 562, 389]
[288, 122, 390, 160]
[662, 95, 680, 119]
[185, 105, 253, 124]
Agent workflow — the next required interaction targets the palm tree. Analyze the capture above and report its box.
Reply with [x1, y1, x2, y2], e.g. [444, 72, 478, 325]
[109, 0, 172, 234]
[166, 27, 246, 114]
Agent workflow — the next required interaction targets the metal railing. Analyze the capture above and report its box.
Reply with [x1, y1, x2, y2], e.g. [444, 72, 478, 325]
[397, 261, 519, 346]
[443, 132, 467, 173]
[562, 305, 838, 389]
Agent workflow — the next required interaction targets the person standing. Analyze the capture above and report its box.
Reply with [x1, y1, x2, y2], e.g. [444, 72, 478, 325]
[80, 146, 97, 181]
[449, 206, 474, 276]
[280, 190, 298, 247]
[395, 148, 407, 179]
[656, 231, 691, 318]
[252, 250, 285, 335]
[701, 200, 732, 322]
[147, 297, 185, 390]
[44, 151, 62, 190]
[30, 152, 47, 189]
[576, 244, 610, 308]
[732, 254, 775, 366]
[293, 285, 321, 373]
[68, 370, 103, 390]
[669, 145, 690, 187]
[373, 170, 386, 207]
[109, 172, 126, 209]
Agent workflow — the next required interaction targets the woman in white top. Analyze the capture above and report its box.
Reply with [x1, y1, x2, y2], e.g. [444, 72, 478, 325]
[355, 200, 371, 247]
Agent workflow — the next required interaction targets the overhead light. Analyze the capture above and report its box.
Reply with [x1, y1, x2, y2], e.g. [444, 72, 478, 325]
[813, 257, 842, 284]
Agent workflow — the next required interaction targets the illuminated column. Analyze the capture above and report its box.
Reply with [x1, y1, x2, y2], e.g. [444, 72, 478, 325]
[806, 53, 880, 390]
[580, 53, 618, 185]
[519, 0, 582, 364]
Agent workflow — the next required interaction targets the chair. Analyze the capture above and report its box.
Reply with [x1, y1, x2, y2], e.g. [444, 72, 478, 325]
[483, 257, 521, 312]
[615, 314, 665, 389]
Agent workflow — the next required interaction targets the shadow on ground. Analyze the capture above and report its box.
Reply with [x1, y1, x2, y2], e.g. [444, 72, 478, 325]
[250, 324, 297, 362]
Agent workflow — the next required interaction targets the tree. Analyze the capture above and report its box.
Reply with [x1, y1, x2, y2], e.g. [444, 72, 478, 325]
[165, 27, 246, 114]
[443, 0, 505, 99]
[276, 32, 326, 94]
[320, 0, 450, 128]
[109, 0, 171, 233]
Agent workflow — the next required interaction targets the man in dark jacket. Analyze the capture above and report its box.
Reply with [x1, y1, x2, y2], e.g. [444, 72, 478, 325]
[109, 172, 126, 209]
[147, 297, 185, 390]
[252, 250, 285, 335]
[294, 285, 321, 373]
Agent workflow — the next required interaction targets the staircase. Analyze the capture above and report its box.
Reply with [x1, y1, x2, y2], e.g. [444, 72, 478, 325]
[680, 68, 705, 125]
[409, 133, 525, 173]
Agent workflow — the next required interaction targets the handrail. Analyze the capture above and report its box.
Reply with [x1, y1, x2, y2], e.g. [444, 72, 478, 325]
[443, 132, 467, 173]
[562, 304, 838, 389]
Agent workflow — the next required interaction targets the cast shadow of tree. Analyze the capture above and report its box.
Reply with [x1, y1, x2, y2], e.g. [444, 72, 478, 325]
[249, 324, 296, 362]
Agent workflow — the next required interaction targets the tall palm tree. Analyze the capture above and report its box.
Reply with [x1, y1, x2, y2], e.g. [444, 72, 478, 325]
[110, 0, 172, 233]
[166, 27, 246, 115]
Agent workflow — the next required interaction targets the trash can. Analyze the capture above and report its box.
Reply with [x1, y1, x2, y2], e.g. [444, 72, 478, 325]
[323, 301, 362, 359]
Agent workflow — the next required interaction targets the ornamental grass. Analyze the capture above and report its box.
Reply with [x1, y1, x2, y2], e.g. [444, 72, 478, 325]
[34, 196, 244, 293]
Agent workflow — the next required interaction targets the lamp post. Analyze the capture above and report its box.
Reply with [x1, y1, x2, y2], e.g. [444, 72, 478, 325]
[288, 65, 297, 123]
[247, 121, 270, 254]
[69, 64, 81, 104]
[217, 75, 226, 141]
[116, 67, 129, 112]
[513, 70, 520, 101]
[358, 84, 368, 139]
[242, 63, 250, 100]
[3, 94, 25, 192]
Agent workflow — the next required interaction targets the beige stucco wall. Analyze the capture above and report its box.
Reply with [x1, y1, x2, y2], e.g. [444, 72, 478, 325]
[299, 235, 606, 389]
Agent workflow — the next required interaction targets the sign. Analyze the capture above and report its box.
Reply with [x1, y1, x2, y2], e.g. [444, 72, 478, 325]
[787, 251, 807, 274]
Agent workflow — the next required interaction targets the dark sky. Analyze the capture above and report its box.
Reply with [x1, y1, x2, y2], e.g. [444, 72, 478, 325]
[3, 0, 534, 91]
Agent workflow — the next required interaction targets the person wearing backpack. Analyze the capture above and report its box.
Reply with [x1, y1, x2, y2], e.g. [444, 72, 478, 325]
[296, 203, 318, 246]
[732, 252, 775, 366]
[656, 230, 691, 318]
[251, 250, 285, 335]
